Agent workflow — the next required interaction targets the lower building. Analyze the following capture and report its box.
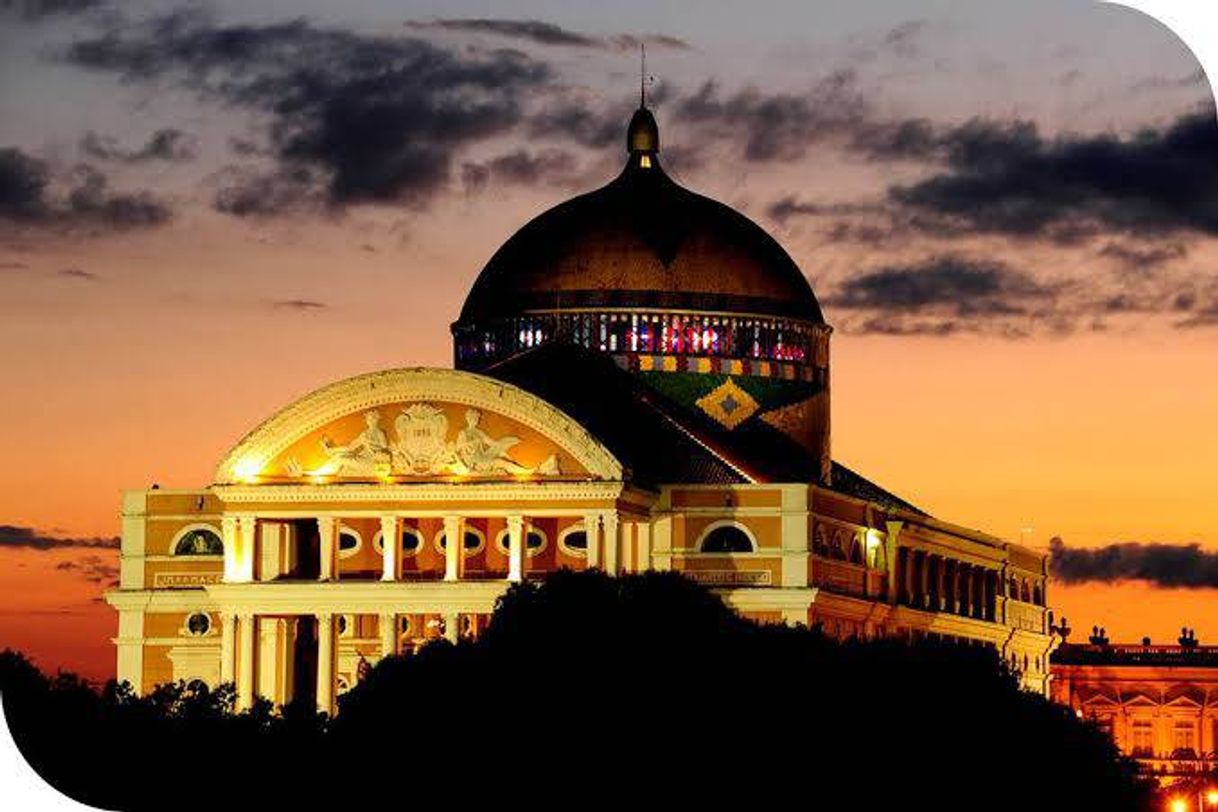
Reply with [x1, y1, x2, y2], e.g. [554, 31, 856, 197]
[1052, 640, 1218, 782]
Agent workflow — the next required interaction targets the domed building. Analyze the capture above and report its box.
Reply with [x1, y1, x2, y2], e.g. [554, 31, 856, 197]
[106, 105, 1056, 713]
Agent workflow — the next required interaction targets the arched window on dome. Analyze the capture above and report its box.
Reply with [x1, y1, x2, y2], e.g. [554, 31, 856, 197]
[697, 523, 756, 554]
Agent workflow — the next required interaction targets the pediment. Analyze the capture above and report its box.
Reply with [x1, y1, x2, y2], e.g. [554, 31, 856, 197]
[215, 368, 622, 485]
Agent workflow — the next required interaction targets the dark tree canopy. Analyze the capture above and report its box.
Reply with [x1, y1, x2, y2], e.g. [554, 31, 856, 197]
[1, 570, 1153, 810]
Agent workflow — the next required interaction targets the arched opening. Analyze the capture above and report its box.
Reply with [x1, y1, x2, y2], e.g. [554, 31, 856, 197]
[173, 527, 223, 556]
[699, 525, 755, 553]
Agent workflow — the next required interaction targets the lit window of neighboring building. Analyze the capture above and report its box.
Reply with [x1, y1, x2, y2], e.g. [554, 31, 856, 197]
[1172, 722, 1197, 758]
[1131, 720, 1154, 757]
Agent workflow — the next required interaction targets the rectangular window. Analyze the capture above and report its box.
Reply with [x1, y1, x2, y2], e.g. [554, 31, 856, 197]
[1173, 722, 1196, 757]
[1131, 720, 1154, 757]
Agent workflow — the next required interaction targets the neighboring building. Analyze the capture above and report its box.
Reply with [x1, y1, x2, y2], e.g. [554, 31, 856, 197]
[105, 104, 1056, 714]
[1053, 637, 1218, 781]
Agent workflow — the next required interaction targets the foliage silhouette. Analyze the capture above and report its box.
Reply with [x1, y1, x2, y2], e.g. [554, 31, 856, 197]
[1, 570, 1151, 809]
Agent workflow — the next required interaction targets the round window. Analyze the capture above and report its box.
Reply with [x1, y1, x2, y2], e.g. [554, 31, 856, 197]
[186, 612, 211, 636]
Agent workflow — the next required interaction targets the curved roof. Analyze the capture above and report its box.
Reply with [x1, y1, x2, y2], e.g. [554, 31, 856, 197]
[459, 112, 824, 324]
[213, 367, 622, 484]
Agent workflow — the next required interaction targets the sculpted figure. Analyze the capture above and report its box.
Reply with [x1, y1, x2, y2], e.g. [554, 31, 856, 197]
[452, 409, 531, 475]
[317, 410, 391, 476]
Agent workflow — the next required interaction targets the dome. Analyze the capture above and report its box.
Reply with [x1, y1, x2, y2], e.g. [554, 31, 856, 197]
[458, 113, 823, 326]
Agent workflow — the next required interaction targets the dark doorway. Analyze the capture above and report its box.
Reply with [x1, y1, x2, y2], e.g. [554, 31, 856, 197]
[291, 615, 318, 707]
[290, 520, 320, 580]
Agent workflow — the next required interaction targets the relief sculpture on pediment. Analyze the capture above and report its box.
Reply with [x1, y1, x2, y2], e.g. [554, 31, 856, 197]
[309, 403, 560, 479]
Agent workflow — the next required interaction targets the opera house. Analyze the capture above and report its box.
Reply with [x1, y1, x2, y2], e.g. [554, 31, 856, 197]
[105, 104, 1056, 713]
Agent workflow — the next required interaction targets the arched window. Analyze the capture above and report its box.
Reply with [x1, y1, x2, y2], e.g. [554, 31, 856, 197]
[847, 535, 863, 565]
[698, 524, 755, 553]
[830, 531, 847, 560]
[1032, 584, 1044, 606]
[558, 524, 588, 556]
[494, 527, 548, 557]
[172, 527, 223, 556]
[435, 528, 486, 555]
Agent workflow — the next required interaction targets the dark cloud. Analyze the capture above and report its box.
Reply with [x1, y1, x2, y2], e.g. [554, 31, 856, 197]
[68, 13, 553, 214]
[1050, 537, 1218, 589]
[407, 18, 599, 48]
[1129, 68, 1207, 94]
[461, 148, 579, 192]
[213, 166, 321, 218]
[1097, 240, 1188, 269]
[271, 299, 327, 311]
[890, 111, 1218, 239]
[767, 196, 882, 224]
[0, 148, 171, 232]
[55, 554, 118, 585]
[674, 71, 867, 162]
[829, 255, 1056, 316]
[1176, 303, 1218, 330]
[406, 18, 690, 51]
[80, 128, 198, 163]
[58, 267, 97, 280]
[884, 20, 925, 59]
[529, 104, 621, 150]
[0, 524, 118, 550]
[0, 0, 102, 21]
[0, 261, 29, 269]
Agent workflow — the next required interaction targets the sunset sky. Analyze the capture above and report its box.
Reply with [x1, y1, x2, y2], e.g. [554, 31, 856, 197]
[1, 0, 1216, 681]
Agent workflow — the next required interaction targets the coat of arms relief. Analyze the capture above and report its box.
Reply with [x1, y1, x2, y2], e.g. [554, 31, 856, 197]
[294, 404, 561, 479]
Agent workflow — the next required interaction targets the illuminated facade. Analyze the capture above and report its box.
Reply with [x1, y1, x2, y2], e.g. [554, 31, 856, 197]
[1053, 641, 1218, 781]
[106, 105, 1057, 713]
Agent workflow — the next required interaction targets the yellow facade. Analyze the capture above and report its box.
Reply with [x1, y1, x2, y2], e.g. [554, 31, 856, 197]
[106, 368, 1055, 713]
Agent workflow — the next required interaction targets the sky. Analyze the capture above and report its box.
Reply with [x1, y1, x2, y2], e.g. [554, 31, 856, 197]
[0, 0, 1216, 681]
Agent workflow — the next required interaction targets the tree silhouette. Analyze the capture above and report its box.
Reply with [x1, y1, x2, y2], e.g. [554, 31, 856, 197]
[2, 570, 1152, 809]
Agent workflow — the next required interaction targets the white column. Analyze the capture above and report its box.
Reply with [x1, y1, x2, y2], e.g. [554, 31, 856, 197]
[443, 515, 463, 582]
[602, 511, 620, 575]
[507, 514, 525, 583]
[238, 515, 257, 582]
[236, 613, 255, 711]
[444, 612, 460, 644]
[583, 513, 601, 569]
[220, 611, 236, 685]
[318, 517, 337, 581]
[380, 515, 398, 582]
[637, 522, 653, 571]
[316, 613, 335, 715]
[379, 612, 396, 660]
[622, 522, 635, 573]
[259, 522, 284, 582]
[221, 516, 239, 582]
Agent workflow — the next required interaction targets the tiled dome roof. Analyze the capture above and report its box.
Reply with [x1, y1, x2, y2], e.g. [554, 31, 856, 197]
[459, 109, 823, 325]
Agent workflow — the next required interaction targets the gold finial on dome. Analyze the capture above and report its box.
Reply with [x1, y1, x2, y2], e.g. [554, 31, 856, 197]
[627, 45, 659, 160]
